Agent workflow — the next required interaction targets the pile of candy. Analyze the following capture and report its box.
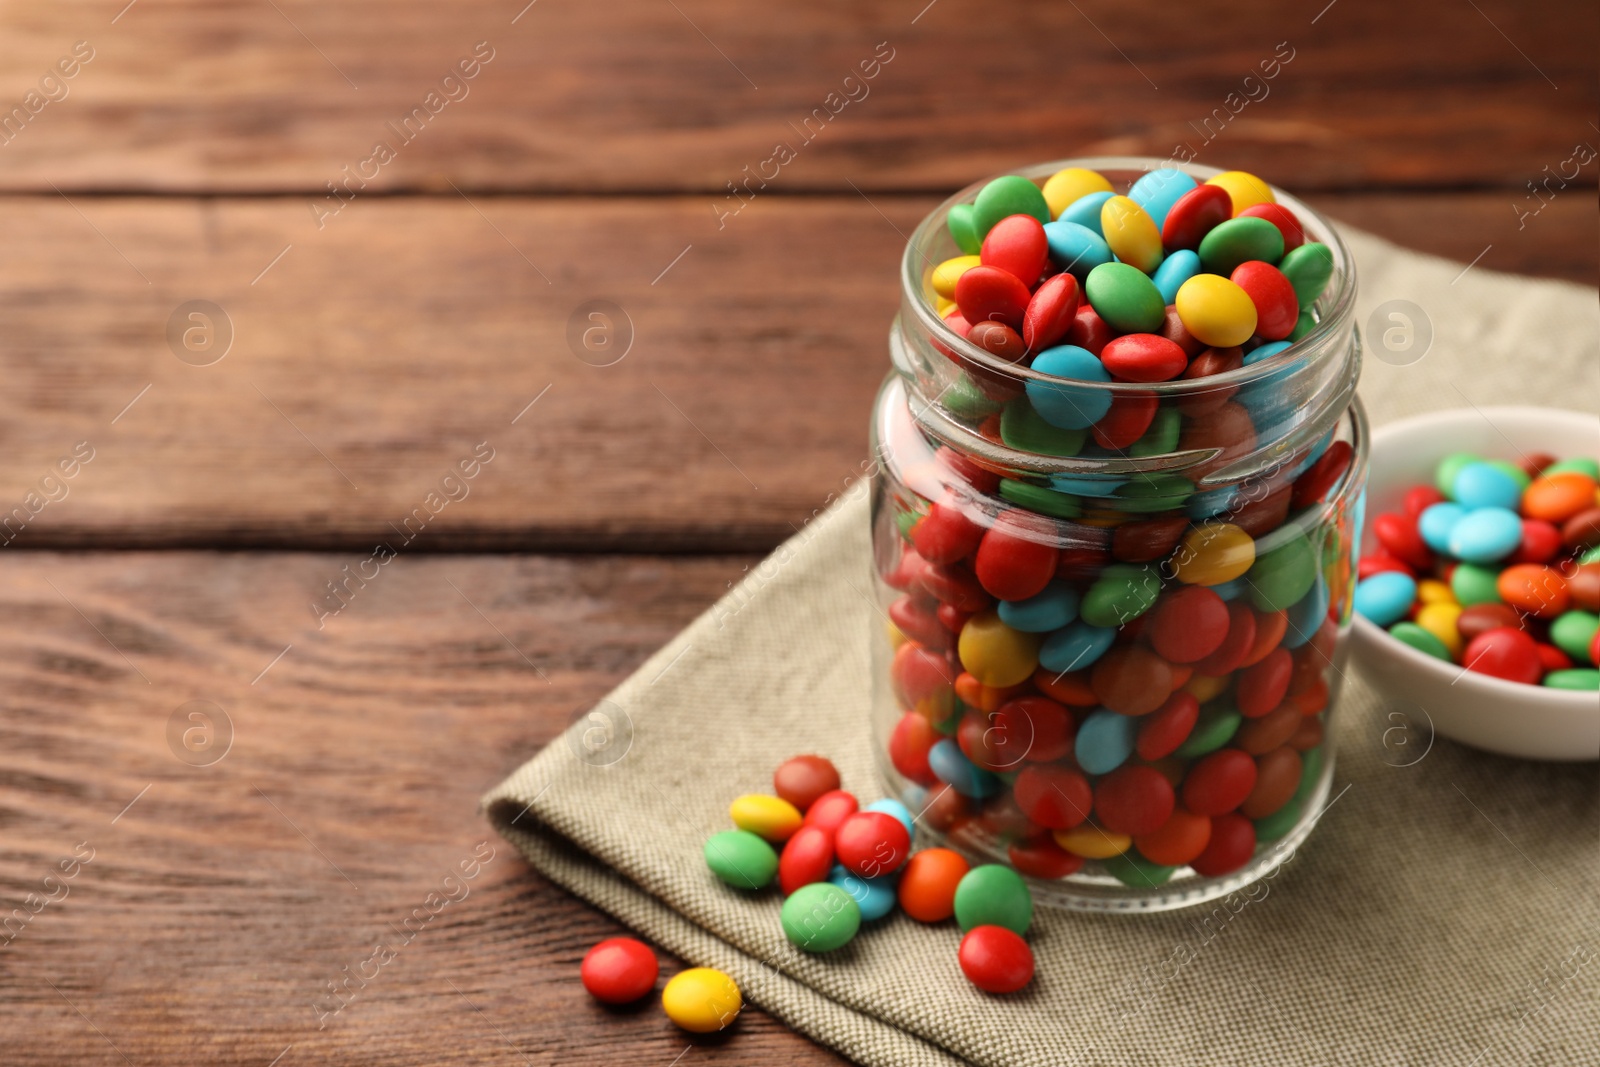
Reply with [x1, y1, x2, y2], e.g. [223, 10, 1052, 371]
[932, 165, 1335, 430]
[703, 754, 1040, 996]
[1355, 453, 1600, 689]
[579, 936, 746, 1034]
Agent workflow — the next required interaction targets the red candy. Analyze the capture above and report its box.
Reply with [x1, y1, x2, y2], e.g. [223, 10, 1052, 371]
[911, 497, 985, 564]
[779, 825, 836, 894]
[991, 695, 1076, 763]
[580, 937, 659, 1004]
[1237, 202, 1305, 252]
[1189, 813, 1256, 877]
[1192, 600, 1258, 676]
[1509, 519, 1562, 564]
[1402, 485, 1446, 519]
[1181, 749, 1258, 816]
[834, 812, 910, 878]
[1100, 333, 1189, 383]
[1021, 272, 1080, 352]
[1090, 645, 1174, 716]
[889, 712, 939, 784]
[1134, 807, 1212, 867]
[981, 214, 1050, 286]
[1373, 512, 1433, 572]
[803, 790, 860, 835]
[1462, 627, 1542, 685]
[1007, 835, 1084, 879]
[974, 516, 1058, 601]
[1092, 392, 1159, 450]
[921, 561, 992, 613]
[1136, 691, 1200, 760]
[1160, 183, 1232, 250]
[1235, 647, 1292, 717]
[773, 755, 841, 812]
[1291, 440, 1353, 508]
[954, 264, 1031, 329]
[1011, 764, 1091, 829]
[1230, 261, 1299, 341]
[1093, 765, 1176, 836]
[1066, 303, 1114, 355]
[958, 925, 1034, 993]
[1147, 586, 1230, 663]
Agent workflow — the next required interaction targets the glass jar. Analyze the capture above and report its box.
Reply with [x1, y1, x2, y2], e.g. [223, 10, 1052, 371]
[868, 157, 1366, 911]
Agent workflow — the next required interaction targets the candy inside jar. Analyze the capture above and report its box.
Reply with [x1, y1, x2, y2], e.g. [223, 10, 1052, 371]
[867, 157, 1366, 911]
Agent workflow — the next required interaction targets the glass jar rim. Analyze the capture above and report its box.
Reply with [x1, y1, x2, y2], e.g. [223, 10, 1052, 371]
[899, 155, 1359, 395]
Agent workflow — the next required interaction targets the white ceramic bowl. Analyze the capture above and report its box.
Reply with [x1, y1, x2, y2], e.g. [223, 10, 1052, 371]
[1350, 406, 1600, 761]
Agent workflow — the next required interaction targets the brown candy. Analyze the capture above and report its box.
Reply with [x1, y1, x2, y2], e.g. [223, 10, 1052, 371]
[1569, 562, 1600, 613]
[1176, 346, 1244, 417]
[1111, 516, 1189, 563]
[1240, 746, 1303, 819]
[1560, 506, 1600, 551]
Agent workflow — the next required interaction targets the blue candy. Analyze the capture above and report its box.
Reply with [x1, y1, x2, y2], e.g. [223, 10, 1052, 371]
[1242, 340, 1293, 366]
[864, 798, 915, 838]
[1451, 462, 1522, 511]
[828, 865, 899, 921]
[1127, 167, 1197, 228]
[1043, 220, 1114, 280]
[998, 581, 1081, 633]
[1027, 345, 1113, 429]
[1152, 249, 1201, 304]
[1210, 576, 1251, 602]
[1448, 506, 1523, 562]
[928, 739, 1001, 798]
[1417, 502, 1466, 554]
[1284, 574, 1330, 648]
[1075, 709, 1138, 775]
[1353, 571, 1417, 627]
[1039, 621, 1117, 674]
[1060, 191, 1116, 235]
[1186, 485, 1240, 520]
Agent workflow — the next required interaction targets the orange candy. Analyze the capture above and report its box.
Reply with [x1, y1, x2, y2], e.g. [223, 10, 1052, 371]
[1496, 563, 1570, 618]
[954, 672, 1025, 712]
[897, 847, 970, 922]
[1134, 807, 1212, 866]
[1239, 609, 1289, 668]
[1523, 472, 1597, 523]
[1032, 667, 1099, 706]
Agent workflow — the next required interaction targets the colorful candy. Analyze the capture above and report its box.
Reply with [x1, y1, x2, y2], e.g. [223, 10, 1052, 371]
[1356, 450, 1600, 689]
[661, 968, 742, 1032]
[958, 925, 1035, 994]
[581, 938, 659, 1004]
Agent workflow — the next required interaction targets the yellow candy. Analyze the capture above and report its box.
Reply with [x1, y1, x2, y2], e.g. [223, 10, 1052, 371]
[729, 794, 803, 843]
[935, 294, 956, 315]
[1416, 579, 1456, 606]
[931, 255, 982, 300]
[1415, 602, 1464, 658]
[887, 620, 909, 649]
[1205, 170, 1276, 216]
[1174, 274, 1258, 348]
[662, 967, 742, 1033]
[957, 609, 1043, 688]
[1185, 672, 1232, 703]
[1042, 166, 1113, 219]
[1172, 522, 1257, 586]
[1054, 824, 1131, 859]
[1100, 195, 1164, 274]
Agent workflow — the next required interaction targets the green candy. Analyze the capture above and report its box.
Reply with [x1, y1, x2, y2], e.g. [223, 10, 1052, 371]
[1175, 702, 1242, 758]
[1289, 310, 1316, 341]
[1247, 529, 1318, 612]
[894, 508, 920, 540]
[1583, 544, 1600, 565]
[780, 882, 861, 952]
[1550, 611, 1600, 665]
[1084, 262, 1166, 334]
[999, 478, 1082, 519]
[972, 175, 1050, 237]
[947, 202, 982, 255]
[1116, 473, 1193, 514]
[1278, 242, 1335, 308]
[953, 864, 1033, 935]
[1390, 621, 1452, 661]
[1543, 457, 1600, 479]
[1197, 216, 1284, 275]
[1544, 669, 1600, 691]
[1450, 562, 1501, 607]
[1001, 397, 1086, 456]
[1103, 851, 1176, 888]
[1296, 744, 1325, 801]
[1435, 452, 1481, 498]
[704, 830, 778, 890]
[1081, 563, 1162, 627]
[1485, 459, 1531, 491]
[943, 374, 1004, 420]
[1253, 797, 1303, 842]
[1129, 407, 1182, 458]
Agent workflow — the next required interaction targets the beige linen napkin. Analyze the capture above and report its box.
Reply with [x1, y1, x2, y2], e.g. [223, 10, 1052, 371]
[486, 227, 1600, 1067]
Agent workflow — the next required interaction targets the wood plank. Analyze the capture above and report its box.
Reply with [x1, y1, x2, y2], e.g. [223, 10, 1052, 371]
[0, 550, 846, 1066]
[0, 0, 1592, 193]
[0, 192, 1590, 553]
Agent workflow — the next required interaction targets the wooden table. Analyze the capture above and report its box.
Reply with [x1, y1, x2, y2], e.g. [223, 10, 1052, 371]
[1, 2, 1592, 1063]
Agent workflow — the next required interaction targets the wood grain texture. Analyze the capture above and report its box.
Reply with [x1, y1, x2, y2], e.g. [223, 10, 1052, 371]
[0, 192, 1590, 554]
[0, 551, 846, 1066]
[0, 0, 1592, 194]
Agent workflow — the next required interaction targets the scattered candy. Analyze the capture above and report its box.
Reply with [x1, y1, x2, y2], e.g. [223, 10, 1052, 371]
[781, 882, 862, 952]
[1355, 450, 1600, 689]
[958, 925, 1035, 993]
[581, 938, 659, 1004]
[661, 967, 742, 1033]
